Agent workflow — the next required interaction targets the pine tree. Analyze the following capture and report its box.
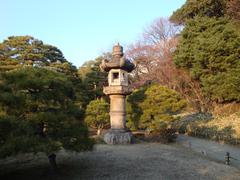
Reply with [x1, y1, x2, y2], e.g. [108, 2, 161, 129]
[173, 17, 240, 102]
[170, 0, 226, 24]
[78, 55, 108, 102]
[139, 84, 186, 133]
[126, 87, 146, 130]
[0, 67, 93, 169]
[0, 36, 77, 76]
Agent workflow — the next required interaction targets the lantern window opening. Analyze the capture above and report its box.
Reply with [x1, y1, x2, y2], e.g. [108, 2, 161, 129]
[113, 72, 119, 80]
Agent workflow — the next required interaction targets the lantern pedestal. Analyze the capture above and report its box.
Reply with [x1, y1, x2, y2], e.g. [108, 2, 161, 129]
[103, 86, 132, 144]
[104, 129, 132, 144]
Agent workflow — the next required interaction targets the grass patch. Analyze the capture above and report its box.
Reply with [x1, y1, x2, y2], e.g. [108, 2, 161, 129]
[174, 112, 240, 145]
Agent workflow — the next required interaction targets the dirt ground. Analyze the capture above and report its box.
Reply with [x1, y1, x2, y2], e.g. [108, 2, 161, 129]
[0, 143, 240, 180]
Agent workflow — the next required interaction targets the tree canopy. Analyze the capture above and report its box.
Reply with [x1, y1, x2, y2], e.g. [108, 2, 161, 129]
[0, 36, 77, 76]
[170, 0, 226, 24]
[170, 0, 240, 24]
[0, 36, 94, 169]
[0, 36, 65, 67]
[170, 0, 240, 104]
[78, 55, 108, 102]
[0, 67, 93, 159]
[139, 84, 186, 132]
[126, 87, 146, 130]
[173, 17, 240, 102]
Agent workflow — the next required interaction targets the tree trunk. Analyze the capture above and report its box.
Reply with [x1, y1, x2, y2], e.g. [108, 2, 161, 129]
[97, 128, 102, 136]
[48, 153, 57, 172]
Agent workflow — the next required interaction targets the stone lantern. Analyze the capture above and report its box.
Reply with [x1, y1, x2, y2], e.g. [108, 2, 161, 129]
[100, 43, 135, 144]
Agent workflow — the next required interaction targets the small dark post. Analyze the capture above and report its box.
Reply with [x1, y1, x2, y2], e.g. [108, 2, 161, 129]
[225, 152, 230, 165]
[48, 153, 57, 171]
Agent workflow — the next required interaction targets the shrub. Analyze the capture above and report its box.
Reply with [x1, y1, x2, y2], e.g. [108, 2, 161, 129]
[84, 99, 110, 136]
[139, 84, 186, 142]
[126, 87, 146, 130]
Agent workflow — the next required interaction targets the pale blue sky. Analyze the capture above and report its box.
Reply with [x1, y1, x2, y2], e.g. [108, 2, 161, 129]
[1, 0, 185, 67]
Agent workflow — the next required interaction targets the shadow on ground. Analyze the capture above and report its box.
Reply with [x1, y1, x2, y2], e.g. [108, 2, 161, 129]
[1, 143, 240, 180]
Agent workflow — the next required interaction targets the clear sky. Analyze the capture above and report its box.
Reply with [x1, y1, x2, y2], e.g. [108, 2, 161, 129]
[1, 0, 185, 67]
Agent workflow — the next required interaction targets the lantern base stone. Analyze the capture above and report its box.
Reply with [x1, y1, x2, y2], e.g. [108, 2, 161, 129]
[103, 129, 132, 144]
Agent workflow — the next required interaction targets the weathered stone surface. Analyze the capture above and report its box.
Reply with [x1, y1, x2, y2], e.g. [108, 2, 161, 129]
[100, 43, 135, 73]
[109, 94, 126, 129]
[103, 86, 132, 95]
[104, 130, 132, 145]
[101, 44, 134, 145]
[108, 69, 128, 86]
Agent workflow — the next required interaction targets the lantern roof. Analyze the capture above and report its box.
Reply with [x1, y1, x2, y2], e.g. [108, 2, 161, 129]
[100, 43, 135, 72]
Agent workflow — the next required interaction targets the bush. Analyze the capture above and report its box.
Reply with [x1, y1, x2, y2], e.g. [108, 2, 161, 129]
[126, 87, 146, 130]
[144, 127, 178, 143]
[139, 84, 186, 142]
[84, 99, 110, 136]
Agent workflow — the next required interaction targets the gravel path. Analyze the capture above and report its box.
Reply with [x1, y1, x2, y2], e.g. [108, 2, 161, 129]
[177, 134, 240, 169]
[1, 143, 240, 180]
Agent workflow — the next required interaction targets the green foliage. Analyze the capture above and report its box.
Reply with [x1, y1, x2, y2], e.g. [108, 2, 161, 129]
[126, 84, 186, 137]
[139, 84, 186, 133]
[78, 55, 108, 102]
[84, 99, 110, 134]
[0, 36, 78, 76]
[201, 69, 240, 102]
[78, 60, 96, 79]
[0, 115, 43, 157]
[173, 17, 240, 102]
[0, 35, 92, 109]
[171, 0, 240, 23]
[0, 35, 93, 160]
[0, 67, 93, 158]
[126, 87, 146, 130]
[0, 36, 65, 68]
[170, 0, 226, 24]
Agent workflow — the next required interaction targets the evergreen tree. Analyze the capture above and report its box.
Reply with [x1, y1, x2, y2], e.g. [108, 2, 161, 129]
[170, 0, 240, 24]
[173, 17, 240, 102]
[0, 35, 89, 111]
[139, 84, 186, 133]
[84, 99, 110, 136]
[78, 55, 108, 102]
[0, 67, 93, 168]
[0, 36, 66, 64]
[0, 36, 77, 75]
[126, 87, 146, 130]
[170, 0, 226, 24]
[0, 36, 64, 69]
[170, 0, 240, 103]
